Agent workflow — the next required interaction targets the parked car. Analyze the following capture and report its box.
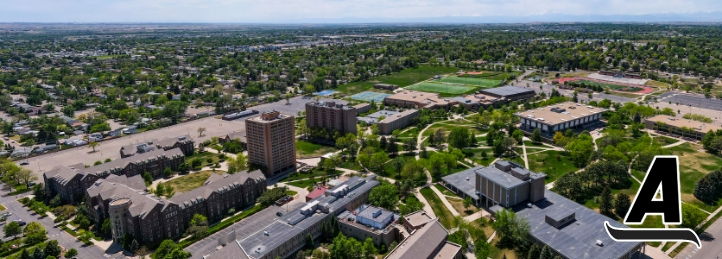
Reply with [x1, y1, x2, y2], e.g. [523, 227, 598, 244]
[20, 161, 29, 165]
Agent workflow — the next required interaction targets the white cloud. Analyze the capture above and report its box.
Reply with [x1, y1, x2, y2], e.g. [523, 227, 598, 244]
[0, 0, 720, 23]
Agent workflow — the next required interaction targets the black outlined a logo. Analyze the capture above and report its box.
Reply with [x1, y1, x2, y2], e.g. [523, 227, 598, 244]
[605, 156, 701, 248]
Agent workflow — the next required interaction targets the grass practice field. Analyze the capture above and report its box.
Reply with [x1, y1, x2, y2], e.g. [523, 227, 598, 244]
[438, 76, 501, 87]
[577, 80, 645, 92]
[335, 65, 459, 94]
[406, 82, 477, 95]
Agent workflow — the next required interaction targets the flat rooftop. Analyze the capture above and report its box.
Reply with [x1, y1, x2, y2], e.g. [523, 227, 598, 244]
[514, 190, 642, 259]
[645, 115, 722, 133]
[515, 102, 606, 126]
[441, 167, 480, 200]
[384, 220, 450, 259]
[357, 205, 395, 224]
[480, 86, 534, 97]
[379, 109, 418, 124]
[476, 166, 526, 189]
[357, 110, 400, 124]
[403, 210, 434, 228]
[386, 90, 457, 108]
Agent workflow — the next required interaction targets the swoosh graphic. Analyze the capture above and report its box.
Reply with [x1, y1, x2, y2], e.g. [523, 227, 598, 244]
[604, 221, 701, 248]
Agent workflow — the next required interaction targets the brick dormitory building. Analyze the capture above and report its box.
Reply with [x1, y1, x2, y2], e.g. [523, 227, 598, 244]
[44, 147, 186, 203]
[85, 170, 266, 244]
[246, 111, 297, 177]
[305, 101, 357, 135]
[120, 135, 195, 158]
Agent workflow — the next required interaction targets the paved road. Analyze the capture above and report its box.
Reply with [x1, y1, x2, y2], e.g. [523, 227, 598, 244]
[675, 214, 722, 259]
[0, 184, 127, 259]
[187, 202, 303, 259]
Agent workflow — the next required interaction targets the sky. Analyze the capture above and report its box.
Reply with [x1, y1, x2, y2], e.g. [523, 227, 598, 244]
[2, 0, 722, 23]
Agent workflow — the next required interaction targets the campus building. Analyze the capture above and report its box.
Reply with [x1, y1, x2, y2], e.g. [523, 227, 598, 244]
[43, 148, 185, 203]
[442, 161, 644, 259]
[384, 219, 462, 259]
[478, 86, 535, 101]
[337, 205, 400, 247]
[305, 101, 357, 135]
[120, 135, 195, 158]
[246, 111, 297, 177]
[384, 90, 458, 109]
[85, 170, 266, 244]
[203, 176, 379, 259]
[515, 102, 606, 136]
[378, 109, 419, 135]
[644, 115, 721, 140]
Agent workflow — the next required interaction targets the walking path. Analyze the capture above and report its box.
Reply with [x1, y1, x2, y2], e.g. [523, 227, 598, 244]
[430, 185, 460, 216]
[413, 188, 437, 218]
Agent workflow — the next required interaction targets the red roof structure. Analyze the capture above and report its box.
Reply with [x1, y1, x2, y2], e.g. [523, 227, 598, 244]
[305, 186, 328, 202]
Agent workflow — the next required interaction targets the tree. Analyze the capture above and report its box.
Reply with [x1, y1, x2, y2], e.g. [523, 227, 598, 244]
[64, 248, 78, 258]
[512, 130, 524, 144]
[599, 185, 613, 216]
[391, 156, 405, 178]
[153, 239, 192, 259]
[540, 245, 553, 259]
[681, 203, 706, 231]
[614, 193, 631, 218]
[368, 181, 399, 210]
[130, 239, 140, 254]
[142, 171, 153, 186]
[163, 166, 174, 178]
[369, 152, 390, 173]
[4, 221, 21, 238]
[17, 168, 37, 187]
[23, 221, 47, 244]
[306, 233, 315, 249]
[101, 218, 112, 237]
[448, 128, 471, 149]
[186, 214, 209, 239]
[432, 129, 446, 146]
[531, 128, 542, 144]
[463, 197, 472, 212]
[403, 138, 417, 152]
[227, 152, 249, 174]
[492, 209, 529, 247]
[44, 240, 62, 258]
[527, 244, 540, 259]
[88, 141, 99, 152]
[62, 106, 75, 117]
[197, 127, 206, 137]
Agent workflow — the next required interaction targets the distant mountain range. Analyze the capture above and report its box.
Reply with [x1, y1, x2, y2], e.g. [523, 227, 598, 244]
[269, 12, 722, 24]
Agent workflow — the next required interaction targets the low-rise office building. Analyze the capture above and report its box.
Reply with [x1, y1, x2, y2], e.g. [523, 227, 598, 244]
[305, 101, 357, 135]
[86, 170, 266, 244]
[44, 148, 185, 203]
[384, 219, 461, 259]
[384, 90, 458, 109]
[644, 115, 721, 140]
[515, 102, 606, 137]
[204, 176, 379, 259]
[337, 205, 400, 247]
[442, 161, 644, 259]
[378, 109, 419, 135]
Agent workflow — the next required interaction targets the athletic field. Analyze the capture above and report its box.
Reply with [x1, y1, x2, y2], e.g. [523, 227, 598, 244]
[405, 82, 476, 95]
[438, 76, 501, 87]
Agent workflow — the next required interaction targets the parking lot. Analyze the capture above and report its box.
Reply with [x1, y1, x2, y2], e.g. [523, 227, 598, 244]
[18, 116, 245, 174]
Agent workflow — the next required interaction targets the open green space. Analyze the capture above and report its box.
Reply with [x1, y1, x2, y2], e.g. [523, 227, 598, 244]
[422, 123, 485, 138]
[434, 183, 458, 197]
[282, 168, 341, 182]
[185, 151, 223, 169]
[668, 143, 722, 211]
[654, 135, 679, 146]
[165, 170, 222, 193]
[95, 54, 123, 60]
[419, 187, 455, 229]
[438, 76, 502, 87]
[406, 82, 477, 95]
[287, 179, 317, 189]
[335, 65, 459, 94]
[382, 154, 418, 180]
[339, 159, 364, 171]
[296, 140, 338, 159]
[511, 150, 579, 183]
[645, 80, 671, 88]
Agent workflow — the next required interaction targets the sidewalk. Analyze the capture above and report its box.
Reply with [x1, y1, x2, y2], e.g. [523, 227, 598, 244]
[430, 185, 460, 216]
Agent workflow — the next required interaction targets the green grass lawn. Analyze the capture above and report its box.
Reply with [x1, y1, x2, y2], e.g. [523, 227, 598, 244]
[577, 79, 646, 92]
[186, 151, 222, 169]
[422, 123, 485, 138]
[165, 170, 222, 193]
[406, 82, 477, 95]
[438, 76, 501, 87]
[286, 190, 298, 196]
[335, 65, 459, 94]
[382, 154, 418, 180]
[668, 142, 722, 211]
[282, 168, 341, 182]
[654, 135, 679, 146]
[95, 54, 123, 60]
[629, 215, 665, 247]
[397, 127, 420, 139]
[420, 187, 455, 229]
[435, 183, 459, 197]
[518, 150, 579, 183]
[339, 159, 364, 171]
[296, 140, 338, 159]
[287, 179, 316, 189]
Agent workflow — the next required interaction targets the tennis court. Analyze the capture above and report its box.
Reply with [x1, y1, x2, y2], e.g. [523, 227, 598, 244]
[350, 91, 391, 102]
[315, 90, 338, 96]
[406, 82, 477, 95]
[438, 76, 501, 87]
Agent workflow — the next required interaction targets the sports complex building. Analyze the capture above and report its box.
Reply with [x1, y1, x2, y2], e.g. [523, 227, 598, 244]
[440, 160, 645, 259]
[478, 86, 535, 101]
